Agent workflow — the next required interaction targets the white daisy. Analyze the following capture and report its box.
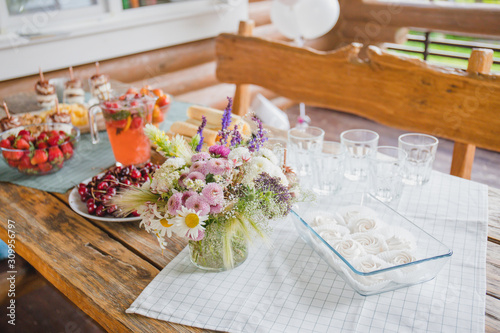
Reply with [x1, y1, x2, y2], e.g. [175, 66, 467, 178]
[256, 148, 278, 165]
[139, 203, 174, 247]
[163, 157, 186, 169]
[171, 207, 208, 240]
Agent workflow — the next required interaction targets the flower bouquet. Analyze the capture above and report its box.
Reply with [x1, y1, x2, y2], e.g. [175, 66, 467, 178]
[115, 98, 300, 271]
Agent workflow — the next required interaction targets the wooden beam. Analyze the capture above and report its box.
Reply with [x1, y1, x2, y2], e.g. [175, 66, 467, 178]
[341, 0, 500, 39]
[130, 62, 218, 96]
[216, 35, 500, 153]
[451, 49, 494, 179]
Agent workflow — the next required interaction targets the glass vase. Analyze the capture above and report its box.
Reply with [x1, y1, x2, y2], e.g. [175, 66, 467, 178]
[188, 230, 248, 272]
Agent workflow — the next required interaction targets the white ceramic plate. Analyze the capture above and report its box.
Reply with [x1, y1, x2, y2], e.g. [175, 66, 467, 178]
[68, 175, 141, 223]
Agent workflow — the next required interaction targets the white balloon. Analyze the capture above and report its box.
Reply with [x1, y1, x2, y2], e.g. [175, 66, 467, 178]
[270, 1, 302, 40]
[276, 0, 301, 6]
[271, 0, 340, 40]
[296, 0, 340, 40]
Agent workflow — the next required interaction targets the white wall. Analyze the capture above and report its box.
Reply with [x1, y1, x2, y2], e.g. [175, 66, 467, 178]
[0, 0, 248, 81]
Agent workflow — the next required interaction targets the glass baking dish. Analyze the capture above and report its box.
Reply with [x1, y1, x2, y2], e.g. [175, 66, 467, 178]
[291, 192, 453, 296]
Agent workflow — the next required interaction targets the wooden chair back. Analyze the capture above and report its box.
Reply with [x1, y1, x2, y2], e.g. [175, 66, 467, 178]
[215, 21, 500, 180]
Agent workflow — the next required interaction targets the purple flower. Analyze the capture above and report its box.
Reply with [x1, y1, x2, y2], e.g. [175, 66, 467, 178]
[181, 191, 197, 205]
[217, 97, 233, 145]
[167, 193, 183, 216]
[209, 145, 231, 158]
[187, 229, 205, 241]
[195, 116, 207, 152]
[185, 195, 210, 216]
[190, 161, 208, 175]
[254, 172, 292, 214]
[187, 171, 205, 183]
[191, 152, 211, 162]
[201, 183, 224, 205]
[248, 116, 268, 152]
[230, 125, 242, 147]
[207, 158, 227, 175]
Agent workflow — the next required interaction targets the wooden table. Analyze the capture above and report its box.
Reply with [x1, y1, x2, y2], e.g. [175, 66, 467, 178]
[1, 154, 499, 332]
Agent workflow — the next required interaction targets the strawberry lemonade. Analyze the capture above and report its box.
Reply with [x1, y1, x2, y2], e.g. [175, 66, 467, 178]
[89, 94, 155, 165]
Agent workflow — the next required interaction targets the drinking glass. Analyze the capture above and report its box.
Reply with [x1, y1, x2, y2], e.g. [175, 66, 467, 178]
[398, 133, 439, 186]
[312, 141, 345, 195]
[88, 95, 155, 166]
[340, 129, 379, 181]
[264, 137, 287, 167]
[288, 127, 325, 179]
[368, 146, 407, 203]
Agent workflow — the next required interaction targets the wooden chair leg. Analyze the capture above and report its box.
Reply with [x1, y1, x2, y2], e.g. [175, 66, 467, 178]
[449, 48, 493, 179]
[450, 142, 475, 179]
[232, 20, 255, 116]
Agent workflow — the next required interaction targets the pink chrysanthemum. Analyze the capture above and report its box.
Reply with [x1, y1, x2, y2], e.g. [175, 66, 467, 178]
[187, 171, 205, 182]
[209, 145, 231, 158]
[178, 173, 188, 187]
[187, 228, 205, 241]
[181, 190, 197, 205]
[201, 183, 224, 205]
[210, 203, 224, 214]
[190, 161, 208, 175]
[167, 192, 183, 216]
[191, 152, 211, 162]
[185, 195, 210, 216]
[207, 158, 227, 175]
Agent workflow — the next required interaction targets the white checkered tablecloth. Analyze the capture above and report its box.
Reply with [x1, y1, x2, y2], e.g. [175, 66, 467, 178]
[126, 171, 488, 332]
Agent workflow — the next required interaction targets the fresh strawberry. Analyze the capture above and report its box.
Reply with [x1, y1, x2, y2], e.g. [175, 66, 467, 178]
[6, 150, 23, 161]
[36, 141, 49, 149]
[7, 159, 20, 168]
[31, 149, 48, 165]
[37, 132, 48, 141]
[7, 135, 16, 144]
[130, 116, 142, 129]
[18, 129, 30, 136]
[0, 139, 11, 148]
[47, 135, 63, 146]
[20, 133, 35, 143]
[19, 154, 31, 168]
[60, 142, 74, 159]
[49, 130, 59, 137]
[38, 162, 53, 173]
[14, 138, 30, 150]
[48, 146, 64, 164]
[54, 160, 64, 170]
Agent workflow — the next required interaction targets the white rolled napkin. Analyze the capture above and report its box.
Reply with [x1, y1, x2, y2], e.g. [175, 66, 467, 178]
[351, 232, 388, 255]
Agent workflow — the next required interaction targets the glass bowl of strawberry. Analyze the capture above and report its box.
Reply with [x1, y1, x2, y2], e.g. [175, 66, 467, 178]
[0, 123, 80, 175]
